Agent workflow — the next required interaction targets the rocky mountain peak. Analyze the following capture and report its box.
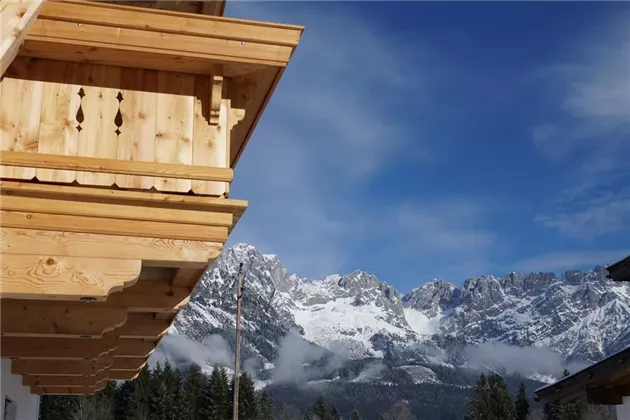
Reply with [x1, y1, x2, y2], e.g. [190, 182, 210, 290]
[172, 243, 630, 370]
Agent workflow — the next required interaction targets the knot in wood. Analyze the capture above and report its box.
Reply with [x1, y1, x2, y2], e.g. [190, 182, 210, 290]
[45, 257, 56, 266]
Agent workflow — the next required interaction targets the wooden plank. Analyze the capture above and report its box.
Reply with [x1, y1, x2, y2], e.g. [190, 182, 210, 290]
[154, 71, 194, 192]
[36, 60, 81, 182]
[192, 74, 229, 195]
[229, 67, 281, 167]
[116, 67, 158, 189]
[0, 335, 118, 359]
[0, 0, 46, 77]
[0, 194, 233, 227]
[104, 280, 190, 312]
[0, 210, 229, 242]
[111, 357, 147, 371]
[0, 181, 247, 213]
[109, 370, 140, 381]
[24, 375, 108, 388]
[39, 1, 299, 46]
[0, 71, 43, 179]
[0, 254, 141, 301]
[20, 38, 267, 78]
[75, 63, 121, 186]
[1, 300, 128, 338]
[0, 228, 223, 267]
[117, 313, 170, 339]
[27, 10, 297, 66]
[12, 358, 113, 376]
[113, 338, 156, 357]
[0, 150, 234, 182]
[31, 385, 103, 395]
[171, 267, 206, 288]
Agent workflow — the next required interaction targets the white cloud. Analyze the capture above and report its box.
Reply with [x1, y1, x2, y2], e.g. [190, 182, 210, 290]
[532, 18, 630, 176]
[512, 249, 630, 273]
[224, 2, 430, 279]
[537, 185, 630, 239]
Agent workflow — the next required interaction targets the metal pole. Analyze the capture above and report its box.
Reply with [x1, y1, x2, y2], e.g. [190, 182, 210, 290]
[232, 262, 244, 420]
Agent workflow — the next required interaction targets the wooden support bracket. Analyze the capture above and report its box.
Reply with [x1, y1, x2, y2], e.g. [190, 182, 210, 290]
[0, 254, 141, 301]
[1, 300, 128, 338]
[209, 74, 224, 125]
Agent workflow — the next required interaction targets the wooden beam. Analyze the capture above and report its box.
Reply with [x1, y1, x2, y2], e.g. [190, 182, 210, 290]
[1, 300, 127, 337]
[109, 370, 140, 381]
[0, 254, 141, 301]
[171, 267, 206, 288]
[111, 357, 147, 371]
[0, 151, 234, 183]
[39, 1, 300, 47]
[24, 374, 108, 388]
[103, 280, 190, 313]
[117, 313, 170, 339]
[113, 339, 156, 358]
[0, 210, 229, 243]
[11, 357, 113, 376]
[0, 0, 47, 77]
[1, 335, 118, 359]
[1, 228, 222, 267]
[0, 195, 233, 227]
[31, 385, 103, 395]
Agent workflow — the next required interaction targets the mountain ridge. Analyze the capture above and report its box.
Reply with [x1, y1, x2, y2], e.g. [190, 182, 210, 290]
[165, 242, 630, 386]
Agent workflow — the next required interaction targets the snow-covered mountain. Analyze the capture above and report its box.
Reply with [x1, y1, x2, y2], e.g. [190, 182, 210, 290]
[168, 243, 630, 382]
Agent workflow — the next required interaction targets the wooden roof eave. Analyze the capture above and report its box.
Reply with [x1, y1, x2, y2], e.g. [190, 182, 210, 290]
[535, 346, 630, 406]
[19, 0, 304, 78]
[607, 254, 630, 282]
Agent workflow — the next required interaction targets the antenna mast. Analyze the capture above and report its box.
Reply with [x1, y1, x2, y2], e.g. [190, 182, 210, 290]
[232, 262, 244, 420]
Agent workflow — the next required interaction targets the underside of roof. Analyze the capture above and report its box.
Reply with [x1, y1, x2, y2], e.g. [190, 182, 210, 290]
[607, 255, 630, 283]
[535, 346, 630, 406]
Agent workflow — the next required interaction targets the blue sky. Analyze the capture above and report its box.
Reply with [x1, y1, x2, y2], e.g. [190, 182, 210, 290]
[224, 1, 630, 291]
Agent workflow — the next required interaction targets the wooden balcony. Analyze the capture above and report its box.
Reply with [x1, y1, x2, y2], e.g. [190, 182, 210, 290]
[0, 0, 303, 395]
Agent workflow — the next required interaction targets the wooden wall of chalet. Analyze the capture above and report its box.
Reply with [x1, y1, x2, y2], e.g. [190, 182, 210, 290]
[0, 57, 230, 196]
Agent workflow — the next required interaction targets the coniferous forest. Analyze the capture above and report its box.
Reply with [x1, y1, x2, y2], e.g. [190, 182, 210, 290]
[38, 363, 618, 420]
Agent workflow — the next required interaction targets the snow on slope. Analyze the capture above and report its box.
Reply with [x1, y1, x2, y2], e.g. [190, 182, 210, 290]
[173, 243, 630, 370]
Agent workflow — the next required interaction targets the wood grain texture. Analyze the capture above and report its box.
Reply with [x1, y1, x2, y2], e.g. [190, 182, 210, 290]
[116, 67, 158, 189]
[192, 74, 229, 195]
[0, 68, 43, 179]
[113, 338, 156, 358]
[0, 0, 46, 77]
[0, 254, 141, 301]
[0, 228, 223, 266]
[36, 60, 81, 182]
[111, 357, 147, 371]
[0, 181, 247, 213]
[75, 63, 121, 186]
[11, 357, 113, 376]
[23, 374, 108, 388]
[0, 150, 234, 182]
[1, 300, 128, 337]
[154, 71, 194, 192]
[0, 210, 229, 242]
[117, 313, 170, 339]
[0, 335, 118, 359]
[0, 194, 233, 227]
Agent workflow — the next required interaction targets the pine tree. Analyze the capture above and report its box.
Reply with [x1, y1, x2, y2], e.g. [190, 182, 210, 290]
[237, 372, 259, 420]
[330, 406, 340, 420]
[203, 366, 231, 420]
[515, 383, 530, 420]
[259, 390, 274, 420]
[313, 394, 328, 420]
[465, 374, 490, 420]
[487, 373, 515, 420]
[182, 364, 204, 420]
[150, 362, 168, 420]
[465, 373, 515, 420]
[351, 409, 362, 420]
[127, 365, 151, 420]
